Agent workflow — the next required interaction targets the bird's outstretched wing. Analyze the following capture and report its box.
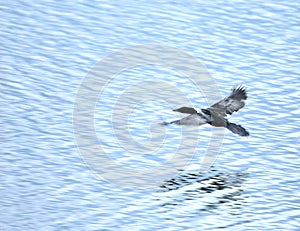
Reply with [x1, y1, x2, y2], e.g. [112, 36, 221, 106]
[172, 107, 197, 114]
[209, 85, 247, 116]
[226, 122, 249, 136]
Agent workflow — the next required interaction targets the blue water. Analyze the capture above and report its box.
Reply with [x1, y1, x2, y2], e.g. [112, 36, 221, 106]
[1, 0, 300, 230]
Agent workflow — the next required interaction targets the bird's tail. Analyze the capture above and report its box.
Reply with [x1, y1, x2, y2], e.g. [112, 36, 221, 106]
[226, 122, 249, 136]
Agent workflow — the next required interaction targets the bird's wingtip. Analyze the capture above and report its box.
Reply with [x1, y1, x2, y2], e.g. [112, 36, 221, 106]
[231, 84, 247, 100]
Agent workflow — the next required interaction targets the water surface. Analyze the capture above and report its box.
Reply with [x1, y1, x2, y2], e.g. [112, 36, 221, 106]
[1, 0, 300, 230]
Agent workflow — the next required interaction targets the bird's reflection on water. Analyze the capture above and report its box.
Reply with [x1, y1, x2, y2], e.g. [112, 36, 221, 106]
[156, 168, 248, 212]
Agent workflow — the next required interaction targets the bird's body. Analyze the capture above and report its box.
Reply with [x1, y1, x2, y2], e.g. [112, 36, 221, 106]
[170, 113, 208, 126]
[164, 85, 249, 136]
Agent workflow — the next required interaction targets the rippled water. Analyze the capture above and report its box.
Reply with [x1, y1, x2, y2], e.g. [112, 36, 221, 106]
[1, 0, 300, 230]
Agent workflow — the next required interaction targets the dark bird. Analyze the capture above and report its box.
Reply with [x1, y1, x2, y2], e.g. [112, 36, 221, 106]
[163, 85, 249, 136]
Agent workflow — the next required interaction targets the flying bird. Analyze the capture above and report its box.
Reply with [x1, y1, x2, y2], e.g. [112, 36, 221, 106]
[163, 85, 249, 136]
